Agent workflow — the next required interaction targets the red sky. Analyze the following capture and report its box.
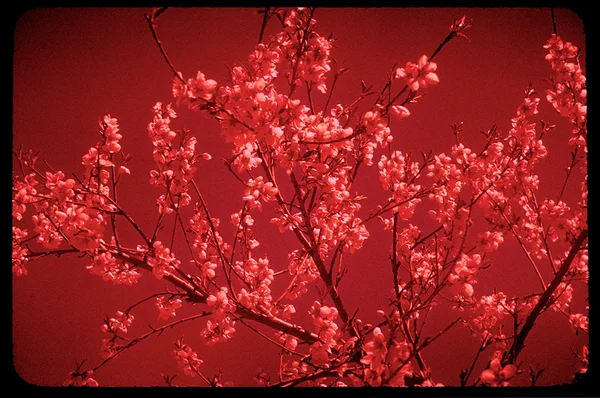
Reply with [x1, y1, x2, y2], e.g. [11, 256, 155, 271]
[13, 8, 586, 386]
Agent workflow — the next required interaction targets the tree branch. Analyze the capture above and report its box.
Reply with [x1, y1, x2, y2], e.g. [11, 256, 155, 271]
[504, 228, 587, 364]
[145, 7, 186, 85]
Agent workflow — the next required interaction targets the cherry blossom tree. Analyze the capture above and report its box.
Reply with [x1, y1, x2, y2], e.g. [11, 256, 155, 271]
[13, 7, 587, 387]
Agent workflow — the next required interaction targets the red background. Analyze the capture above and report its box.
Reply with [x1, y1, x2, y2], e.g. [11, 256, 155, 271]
[13, 8, 586, 386]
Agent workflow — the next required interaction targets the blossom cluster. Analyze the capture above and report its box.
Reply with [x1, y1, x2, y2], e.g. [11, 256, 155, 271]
[189, 206, 228, 286]
[378, 151, 422, 219]
[308, 301, 340, 365]
[146, 240, 180, 279]
[543, 34, 586, 147]
[235, 257, 275, 312]
[100, 310, 134, 358]
[148, 102, 209, 215]
[281, 250, 319, 300]
[202, 287, 237, 345]
[12, 227, 29, 277]
[157, 296, 183, 320]
[242, 176, 279, 211]
[173, 339, 204, 377]
[360, 323, 423, 386]
[277, 7, 332, 93]
[479, 352, 517, 386]
[12, 115, 127, 265]
[86, 248, 141, 285]
[360, 327, 388, 385]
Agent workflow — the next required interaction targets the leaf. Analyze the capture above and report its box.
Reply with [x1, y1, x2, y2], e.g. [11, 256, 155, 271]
[455, 32, 471, 42]
[338, 67, 350, 76]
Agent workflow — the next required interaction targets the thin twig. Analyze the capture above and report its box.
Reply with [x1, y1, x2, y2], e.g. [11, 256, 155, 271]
[305, 81, 315, 114]
[145, 7, 186, 85]
[420, 317, 462, 350]
[109, 160, 120, 250]
[233, 315, 303, 357]
[384, 19, 468, 111]
[258, 7, 271, 44]
[410, 225, 444, 251]
[125, 291, 181, 314]
[489, 193, 547, 290]
[288, 7, 316, 96]
[190, 180, 236, 295]
[557, 148, 578, 202]
[72, 173, 151, 246]
[461, 333, 490, 386]
[25, 248, 79, 259]
[87, 311, 211, 374]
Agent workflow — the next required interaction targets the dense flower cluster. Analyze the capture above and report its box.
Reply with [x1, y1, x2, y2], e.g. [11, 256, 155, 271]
[148, 102, 210, 215]
[242, 176, 279, 211]
[189, 206, 228, 287]
[569, 313, 588, 334]
[278, 7, 332, 93]
[360, 327, 389, 385]
[203, 287, 237, 345]
[157, 296, 183, 320]
[235, 256, 275, 311]
[173, 339, 204, 377]
[378, 151, 422, 219]
[146, 240, 181, 279]
[100, 310, 134, 358]
[12, 227, 29, 276]
[308, 301, 340, 365]
[87, 248, 141, 285]
[543, 34, 586, 147]
[12, 115, 127, 259]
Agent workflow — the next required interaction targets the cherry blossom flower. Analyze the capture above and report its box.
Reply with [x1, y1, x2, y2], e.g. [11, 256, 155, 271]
[64, 370, 99, 387]
[87, 250, 141, 286]
[156, 296, 183, 320]
[173, 339, 203, 377]
[480, 353, 517, 386]
[100, 310, 134, 358]
[12, 227, 29, 277]
[550, 282, 573, 312]
[569, 313, 588, 334]
[361, 327, 388, 372]
[187, 71, 218, 101]
[147, 241, 180, 279]
[396, 55, 439, 91]
[203, 288, 237, 345]
[101, 311, 134, 335]
[243, 176, 279, 211]
[476, 231, 504, 253]
[390, 105, 411, 119]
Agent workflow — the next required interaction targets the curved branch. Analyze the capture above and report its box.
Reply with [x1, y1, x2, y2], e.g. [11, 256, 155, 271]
[145, 7, 186, 85]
